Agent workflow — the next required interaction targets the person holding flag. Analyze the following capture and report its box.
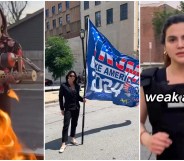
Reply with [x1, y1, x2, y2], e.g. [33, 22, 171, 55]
[59, 70, 86, 153]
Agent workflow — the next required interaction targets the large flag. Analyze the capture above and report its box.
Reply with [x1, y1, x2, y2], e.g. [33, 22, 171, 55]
[86, 20, 139, 107]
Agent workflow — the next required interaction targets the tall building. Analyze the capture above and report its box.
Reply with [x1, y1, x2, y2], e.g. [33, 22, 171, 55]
[45, 1, 139, 82]
[140, 3, 175, 63]
[45, 1, 81, 39]
[45, 1, 83, 81]
[80, 1, 139, 56]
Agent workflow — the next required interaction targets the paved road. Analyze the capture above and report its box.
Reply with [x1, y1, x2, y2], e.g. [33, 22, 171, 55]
[45, 100, 139, 160]
[10, 86, 44, 156]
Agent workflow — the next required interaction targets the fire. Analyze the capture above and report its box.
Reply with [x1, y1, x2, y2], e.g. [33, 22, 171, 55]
[0, 89, 36, 160]
[7, 89, 19, 102]
[0, 110, 36, 160]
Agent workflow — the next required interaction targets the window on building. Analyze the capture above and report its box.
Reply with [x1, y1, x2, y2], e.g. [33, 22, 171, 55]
[52, 6, 56, 15]
[95, 11, 101, 27]
[59, 17, 62, 26]
[52, 19, 56, 28]
[95, 1, 101, 6]
[84, 1, 89, 10]
[66, 1, 70, 10]
[120, 3, 128, 21]
[84, 15, 89, 30]
[58, 3, 62, 12]
[106, 8, 113, 24]
[46, 22, 50, 30]
[66, 14, 70, 23]
[45, 9, 49, 17]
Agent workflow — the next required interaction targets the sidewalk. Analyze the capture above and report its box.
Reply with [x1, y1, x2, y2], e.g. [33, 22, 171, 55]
[45, 91, 59, 104]
[45, 97, 139, 160]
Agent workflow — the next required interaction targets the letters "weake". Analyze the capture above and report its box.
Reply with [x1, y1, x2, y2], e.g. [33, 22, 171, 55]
[145, 92, 182, 103]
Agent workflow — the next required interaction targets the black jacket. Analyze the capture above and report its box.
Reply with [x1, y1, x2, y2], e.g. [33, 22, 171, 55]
[59, 82, 83, 111]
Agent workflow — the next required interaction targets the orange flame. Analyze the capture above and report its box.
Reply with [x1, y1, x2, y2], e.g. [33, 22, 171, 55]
[0, 110, 36, 160]
[7, 89, 19, 102]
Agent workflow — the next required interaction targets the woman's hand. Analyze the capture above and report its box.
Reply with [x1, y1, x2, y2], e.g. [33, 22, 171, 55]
[83, 98, 86, 102]
[141, 132, 172, 155]
[61, 110, 64, 116]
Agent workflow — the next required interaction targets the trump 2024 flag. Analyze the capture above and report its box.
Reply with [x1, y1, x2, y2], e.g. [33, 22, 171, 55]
[86, 20, 139, 107]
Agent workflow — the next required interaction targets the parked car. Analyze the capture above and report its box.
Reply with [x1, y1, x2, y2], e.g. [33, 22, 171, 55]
[45, 79, 53, 86]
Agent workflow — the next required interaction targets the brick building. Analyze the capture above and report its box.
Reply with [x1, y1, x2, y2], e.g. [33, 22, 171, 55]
[140, 3, 175, 63]
[45, 1, 83, 81]
[45, 1, 80, 39]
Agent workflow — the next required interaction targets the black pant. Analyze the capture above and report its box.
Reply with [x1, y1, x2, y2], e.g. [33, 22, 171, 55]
[62, 109, 80, 143]
[0, 93, 11, 116]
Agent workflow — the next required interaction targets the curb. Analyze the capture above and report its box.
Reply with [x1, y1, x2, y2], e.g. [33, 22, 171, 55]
[45, 99, 59, 104]
[45, 89, 59, 92]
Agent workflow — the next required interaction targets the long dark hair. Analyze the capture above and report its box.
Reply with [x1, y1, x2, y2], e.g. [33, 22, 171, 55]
[0, 8, 8, 36]
[65, 70, 78, 85]
[161, 14, 184, 67]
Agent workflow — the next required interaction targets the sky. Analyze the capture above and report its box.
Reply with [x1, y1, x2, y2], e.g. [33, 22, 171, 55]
[21, 1, 44, 18]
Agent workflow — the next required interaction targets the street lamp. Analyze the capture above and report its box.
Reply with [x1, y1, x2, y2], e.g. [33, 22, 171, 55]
[80, 29, 86, 70]
[80, 29, 85, 39]
[80, 29, 86, 145]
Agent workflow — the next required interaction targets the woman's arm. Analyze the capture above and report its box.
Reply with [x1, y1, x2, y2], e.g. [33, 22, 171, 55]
[140, 87, 150, 145]
[77, 85, 84, 102]
[9, 39, 25, 71]
[59, 84, 64, 111]
[140, 87, 172, 155]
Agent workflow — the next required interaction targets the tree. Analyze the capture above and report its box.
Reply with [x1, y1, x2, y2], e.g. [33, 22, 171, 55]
[0, 1, 28, 25]
[178, 1, 184, 12]
[45, 36, 74, 81]
[152, 11, 175, 37]
[152, 2, 184, 37]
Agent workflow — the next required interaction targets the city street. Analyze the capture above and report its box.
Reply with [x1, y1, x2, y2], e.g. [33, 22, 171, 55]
[10, 84, 44, 156]
[45, 98, 139, 160]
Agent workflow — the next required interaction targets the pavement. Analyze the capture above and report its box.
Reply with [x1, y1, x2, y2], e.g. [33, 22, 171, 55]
[45, 88, 139, 160]
[140, 119, 156, 160]
[11, 90, 44, 156]
[45, 86, 85, 104]
[45, 91, 59, 104]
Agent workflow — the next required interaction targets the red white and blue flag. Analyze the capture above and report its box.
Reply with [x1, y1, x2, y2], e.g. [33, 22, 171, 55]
[85, 20, 139, 107]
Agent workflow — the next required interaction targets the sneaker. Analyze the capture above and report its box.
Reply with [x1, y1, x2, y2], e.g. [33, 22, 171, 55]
[59, 145, 67, 153]
[70, 139, 79, 146]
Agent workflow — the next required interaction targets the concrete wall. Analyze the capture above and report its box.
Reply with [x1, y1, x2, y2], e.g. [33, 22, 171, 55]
[80, 1, 138, 56]
[8, 10, 44, 51]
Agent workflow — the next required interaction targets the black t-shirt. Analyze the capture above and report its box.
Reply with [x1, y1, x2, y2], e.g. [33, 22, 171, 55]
[141, 67, 184, 160]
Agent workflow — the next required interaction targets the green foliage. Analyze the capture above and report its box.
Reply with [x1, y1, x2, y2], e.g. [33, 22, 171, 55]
[178, 1, 184, 12]
[152, 11, 174, 37]
[45, 36, 74, 80]
[152, 2, 184, 37]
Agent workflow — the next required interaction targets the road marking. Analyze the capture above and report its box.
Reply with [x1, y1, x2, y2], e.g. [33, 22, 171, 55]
[14, 89, 43, 91]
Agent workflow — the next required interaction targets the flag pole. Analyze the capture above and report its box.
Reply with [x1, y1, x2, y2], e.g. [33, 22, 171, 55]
[80, 28, 86, 145]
